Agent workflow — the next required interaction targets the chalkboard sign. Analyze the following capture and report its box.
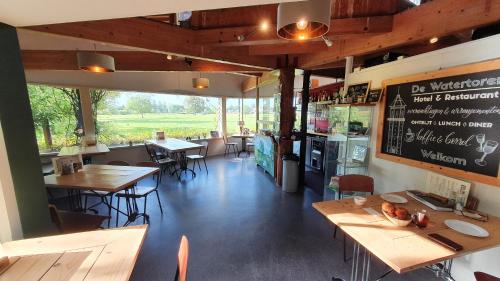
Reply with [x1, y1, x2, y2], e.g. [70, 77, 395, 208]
[366, 89, 382, 103]
[377, 59, 500, 185]
[346, 82, 370, 103]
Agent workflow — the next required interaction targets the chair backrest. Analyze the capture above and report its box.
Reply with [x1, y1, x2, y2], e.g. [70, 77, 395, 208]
[222, 135, 228, 144]
[201, 141, 209, 156]
[174, 235, 189, 281]
[474, 272, 500, 281]
[144, 142, 155, 161]
[107, 160, 130, 166]
[48, 204, 63, 233]
[338, 174, 374, 195]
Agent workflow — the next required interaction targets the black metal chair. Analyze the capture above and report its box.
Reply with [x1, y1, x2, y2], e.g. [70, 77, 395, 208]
[145, 142, 177, 180]
[115, 161, 163, 224]
[223, 135, 238, 157]
[187, 141, 209, 174]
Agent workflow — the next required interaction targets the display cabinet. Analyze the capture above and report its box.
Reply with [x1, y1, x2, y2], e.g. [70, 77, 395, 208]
[323, 104, 374, 200]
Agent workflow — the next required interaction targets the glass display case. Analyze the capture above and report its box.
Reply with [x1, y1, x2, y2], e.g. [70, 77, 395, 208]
[307, 101, 332, 134]
[323, 104, 374, 200]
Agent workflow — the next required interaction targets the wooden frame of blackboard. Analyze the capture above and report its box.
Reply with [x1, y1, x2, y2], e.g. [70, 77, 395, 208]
[345, 81, 371, 104]
[376, 58, 500, 187]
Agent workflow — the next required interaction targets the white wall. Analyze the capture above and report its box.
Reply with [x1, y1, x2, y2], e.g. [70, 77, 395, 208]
[0, 124, 23, 242]
[347, 34, 500, 280]
[25, 71, 247, 98]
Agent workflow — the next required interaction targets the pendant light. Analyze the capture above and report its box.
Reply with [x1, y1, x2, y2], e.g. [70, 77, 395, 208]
[193, 73, 209, 89]
[277, 0, 331, 41]
[77, 44, 115, 73]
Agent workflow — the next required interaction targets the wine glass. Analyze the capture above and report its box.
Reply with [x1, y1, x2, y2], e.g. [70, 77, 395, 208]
[476, 134, 485, 152]
[475, 140, 499, 166]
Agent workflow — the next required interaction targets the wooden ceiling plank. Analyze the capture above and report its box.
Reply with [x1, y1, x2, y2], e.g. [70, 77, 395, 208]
[25, 18, 274, 70]
[21, 50, 264, 72]
[195, 16, 393, 46]
[299, 0, 500, 69]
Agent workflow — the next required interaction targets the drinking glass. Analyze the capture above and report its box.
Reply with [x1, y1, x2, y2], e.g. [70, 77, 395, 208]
[476, 134, 485, 152]
[475, 140, 499, 166]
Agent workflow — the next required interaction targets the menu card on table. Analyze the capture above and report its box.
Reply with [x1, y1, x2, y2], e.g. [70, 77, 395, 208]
[52, 154, 84, 175]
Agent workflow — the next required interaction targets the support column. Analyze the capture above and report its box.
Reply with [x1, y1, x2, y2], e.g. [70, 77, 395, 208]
[220, 97, 227, 136]
[344, 56, 354, 94]
[79, 87, 96, 141]
[298, 70, 311, 189]
[276, 66, 295, 186]
[255, 78, 260, 132]
[0, 23, 51, 237]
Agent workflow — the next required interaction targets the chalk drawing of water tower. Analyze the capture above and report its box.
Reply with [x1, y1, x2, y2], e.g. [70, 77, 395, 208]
[386, 87, 406, 155]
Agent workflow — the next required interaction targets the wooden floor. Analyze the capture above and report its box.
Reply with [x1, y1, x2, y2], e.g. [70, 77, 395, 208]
[75, 156, 441, 281]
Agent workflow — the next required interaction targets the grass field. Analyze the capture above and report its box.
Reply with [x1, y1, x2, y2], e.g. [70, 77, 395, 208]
[36, 113, 260, 152]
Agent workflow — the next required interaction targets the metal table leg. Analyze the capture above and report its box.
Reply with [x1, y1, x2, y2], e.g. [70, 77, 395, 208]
[172, 151, 196, 180]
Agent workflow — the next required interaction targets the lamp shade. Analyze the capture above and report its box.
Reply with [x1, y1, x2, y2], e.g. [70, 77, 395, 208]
[77, 52, 115, 73]
[193, 77, 210, 89]
[277, 0, 331, 40]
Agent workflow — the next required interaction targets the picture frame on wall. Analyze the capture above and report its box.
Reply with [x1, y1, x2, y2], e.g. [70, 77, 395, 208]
[365, 89, 383, 103]
[346, 81, 371, 104]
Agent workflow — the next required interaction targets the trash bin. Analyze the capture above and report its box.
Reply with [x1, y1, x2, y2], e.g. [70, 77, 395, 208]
[282, 154, 299, 193]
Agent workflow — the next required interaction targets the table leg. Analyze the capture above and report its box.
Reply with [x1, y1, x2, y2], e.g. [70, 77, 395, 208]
[238, 138, 247, 157]
[172, 151, 196, 180]
[425, 260, 456, 281]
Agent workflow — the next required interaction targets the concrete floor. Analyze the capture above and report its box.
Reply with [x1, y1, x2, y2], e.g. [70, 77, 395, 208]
[90, 156, 441, 281]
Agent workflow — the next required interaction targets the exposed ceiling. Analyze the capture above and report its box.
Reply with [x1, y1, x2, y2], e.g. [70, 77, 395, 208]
[0, 0, 297, 27]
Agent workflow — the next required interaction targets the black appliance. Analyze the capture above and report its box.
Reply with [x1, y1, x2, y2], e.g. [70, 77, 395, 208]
[305, 135, 327, 196]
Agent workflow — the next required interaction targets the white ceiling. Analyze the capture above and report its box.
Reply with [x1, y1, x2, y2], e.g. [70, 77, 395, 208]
[1, 0, 296, 27]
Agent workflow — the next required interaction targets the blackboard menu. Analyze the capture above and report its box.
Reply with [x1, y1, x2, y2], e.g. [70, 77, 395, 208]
[346, 82, 370, 103]
[366, 89, 382, 103]
[381, 69, 500, 177]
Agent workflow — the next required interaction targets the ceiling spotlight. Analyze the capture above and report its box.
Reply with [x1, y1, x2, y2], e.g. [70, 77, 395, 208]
[429, 37, 439, 44]
[77, 52, 115, 73]
[166, 54, 173, 60]
[260, 21, 270, 31]
[277, 0, 331, 40]
[322, 35, 333, 47]
[237, 34, 246, 42]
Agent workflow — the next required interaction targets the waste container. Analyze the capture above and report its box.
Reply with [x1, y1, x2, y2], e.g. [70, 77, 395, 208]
[282, 154, 299, 192]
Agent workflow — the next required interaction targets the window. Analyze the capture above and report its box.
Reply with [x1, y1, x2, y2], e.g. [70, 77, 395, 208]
[28, 84, 81, 153]
[226, 98, 241, 135]
[257, 96, 278, 132]
[243, 98, 257, 132]
[96, 91, 221, 146]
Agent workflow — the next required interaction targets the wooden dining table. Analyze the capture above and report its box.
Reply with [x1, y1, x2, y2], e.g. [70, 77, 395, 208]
[313, 192, 500, 281]
[230, 133, 254, 157]
[45, 164, 159, 226]
[147, 139, 203, 180]
[58, 143, 110, 163]
[0, 225, 147, 281]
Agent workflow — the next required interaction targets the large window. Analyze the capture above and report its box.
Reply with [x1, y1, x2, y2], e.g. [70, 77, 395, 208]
[257, 96, 278, 132]
[96, 92, 220, 146]
[226, 98, 241, 135]
[243, 98, 257, 132]
[28, 84, 81, 153]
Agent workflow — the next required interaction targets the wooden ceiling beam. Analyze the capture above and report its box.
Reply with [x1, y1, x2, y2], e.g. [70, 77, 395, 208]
[299, 0, 500, 69]
[22, 50, 265, 72]
[25, 18, 275, 70]
[196, 16, 393, 47]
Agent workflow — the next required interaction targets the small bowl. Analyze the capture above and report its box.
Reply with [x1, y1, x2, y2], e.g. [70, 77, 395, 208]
[353, 196, 367, 206]
[382, 209, 412, 227]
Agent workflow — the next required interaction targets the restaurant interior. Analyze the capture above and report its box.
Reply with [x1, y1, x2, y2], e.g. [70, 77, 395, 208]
[1, 0, 500, 280]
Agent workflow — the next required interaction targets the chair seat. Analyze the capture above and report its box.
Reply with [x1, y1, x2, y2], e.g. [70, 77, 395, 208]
[58, 211, 108, 234]
[158, 157, 176, 165]
[116, 186, 156, 198]
[187, 155, 205, 160]
[246, 142, 254, 146]
[82, 190, 112, 196]
[225, 142, 238, 146]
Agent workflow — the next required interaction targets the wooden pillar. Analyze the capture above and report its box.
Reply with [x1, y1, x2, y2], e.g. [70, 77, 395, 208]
[276, 66, 295, 186]
[298, 70, 311, 189]
[220, 97, 227, 136]
[255, 78, 260, 132]
[79, 87, 96, 141]
[0, 23, 51, 237]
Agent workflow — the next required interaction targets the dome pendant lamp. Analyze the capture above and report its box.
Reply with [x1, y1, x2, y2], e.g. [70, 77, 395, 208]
[277, 0, 331, 41]
[77, 52, 115, 73]
[193, 73, 209, 89]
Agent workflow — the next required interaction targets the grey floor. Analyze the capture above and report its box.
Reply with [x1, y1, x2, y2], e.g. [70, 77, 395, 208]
[90, 156, 441, 281]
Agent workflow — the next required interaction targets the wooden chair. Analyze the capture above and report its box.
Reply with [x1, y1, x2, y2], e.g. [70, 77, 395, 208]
[187, 141, 209, 174]
[334, 174, 374, 262]
[48, 204, 108, 234]
[115, 161, 163, 224]
[223, 135, 238, 157]
[174, 235, 189, 281]
[475, 272, 500, 281]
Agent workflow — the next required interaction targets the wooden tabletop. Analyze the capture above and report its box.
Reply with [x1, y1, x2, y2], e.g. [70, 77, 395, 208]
[230, 134, 255, 138]
[0, 225, 147, 281]
[313, 192, 500, 273]
[58, 144, 110, 157]
[44, 164, 158, 192]
[147, 139, 203, 153]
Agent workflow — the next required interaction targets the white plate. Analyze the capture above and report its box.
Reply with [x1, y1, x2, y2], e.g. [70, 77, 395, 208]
[380, 193, 408, 204]
[444, 219, 489, 237]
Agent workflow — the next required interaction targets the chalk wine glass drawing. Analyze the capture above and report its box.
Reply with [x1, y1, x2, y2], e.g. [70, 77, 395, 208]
[475, 140, 499, 166]
[476, 133, 486, 152]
